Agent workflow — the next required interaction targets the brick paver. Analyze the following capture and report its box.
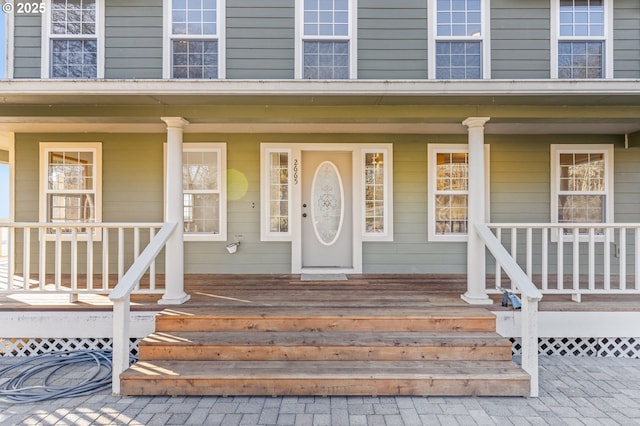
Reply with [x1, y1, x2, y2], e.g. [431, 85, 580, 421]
[1, 356, 639, 425]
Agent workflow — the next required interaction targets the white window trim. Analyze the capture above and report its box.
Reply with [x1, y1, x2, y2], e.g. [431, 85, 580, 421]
[361, 146, 393, 241]
[550, 144, 614, 242]
[294, 0, 358, 79]
[550, 0, 613, 79]
[39, 142, 102, 241]
[41, 0, 105, 79]
[163, 0, 226, 79]
[427, 143, 490, 242]
[180, 143, 227, 242]
[5, 6, 15, 79]
[260, 145, 294, 241]
[427, 0, 491, 79]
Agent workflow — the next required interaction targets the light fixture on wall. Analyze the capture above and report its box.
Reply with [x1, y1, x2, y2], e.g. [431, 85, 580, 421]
[226, 241, 240, 254]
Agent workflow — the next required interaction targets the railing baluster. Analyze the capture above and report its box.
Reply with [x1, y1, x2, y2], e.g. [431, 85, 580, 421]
[149, 227, 156, 291]
[103, 228, 109, 290]
[588, 228, 595, 291]
[604, 227, 611, 290]
[557, 231, 564, 291]
[87, 226, 94, 291]
[39, 227, 46, 291]
[619, 229, 627, 290]
[134, 228, 140, 291]
[118, 227, 125, 280]
[541, 228, 548, 291]
[70, 227, 78, 302]
[572, 228, 580, 302]
[55, 228, 62, 291]
[23, 227, 30, 290]
[636, 228, 640, 291]
[510, 228, 517, 291]
[526, 227, 533, 280]
[8, 227, 14, 290]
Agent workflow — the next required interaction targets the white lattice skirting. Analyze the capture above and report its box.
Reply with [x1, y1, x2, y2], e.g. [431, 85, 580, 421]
[511, 337, 640, 358]
[1, 337, 639, 358]
[0, 338, 140, 357]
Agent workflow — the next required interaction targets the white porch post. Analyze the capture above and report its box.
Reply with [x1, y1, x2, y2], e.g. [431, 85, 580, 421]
[159, 117, 190, 305]
[462, 117, 492, 305]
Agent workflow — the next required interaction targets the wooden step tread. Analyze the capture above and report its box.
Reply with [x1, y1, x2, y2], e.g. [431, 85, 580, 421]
[123, 360, 529, 380]
[157, 306, 493, 319]
[142, 331, 510, 347]
[120, 360, 531, 397]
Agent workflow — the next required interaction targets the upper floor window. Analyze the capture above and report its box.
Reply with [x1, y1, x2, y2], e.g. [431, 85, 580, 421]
[182, 143, 227, 241]
[430, 0, 488, 79]
[167, 0, 225, 79]
[298, 0, 355, 79]
[39, 143, 102, 239]
[550, 145, 613, 238]
[45, 0, 103, 79]
[553, 0, 612, 79]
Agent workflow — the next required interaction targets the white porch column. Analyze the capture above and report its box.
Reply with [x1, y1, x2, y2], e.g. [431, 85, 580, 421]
[159, 117, 190, 305]
[462, 117, 492, 305]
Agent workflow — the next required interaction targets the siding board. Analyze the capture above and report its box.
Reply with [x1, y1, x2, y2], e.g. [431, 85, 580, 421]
[104, 0, 163, 79]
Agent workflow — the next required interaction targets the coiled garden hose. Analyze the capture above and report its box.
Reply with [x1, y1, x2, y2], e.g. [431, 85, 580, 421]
[0, 350, 135, 404]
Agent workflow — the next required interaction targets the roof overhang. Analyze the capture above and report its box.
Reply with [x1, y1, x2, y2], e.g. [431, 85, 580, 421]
[0, 79, 639, 135]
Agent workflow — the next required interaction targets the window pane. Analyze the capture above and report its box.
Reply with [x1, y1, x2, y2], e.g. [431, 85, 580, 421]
[436, 41, 482, 80]
[172, 0, 217, 36]
[269, 152, 289, 233]
[364, 152, 385, 234]
[48, 193, 96, 224]
[558, 41, 602, 79]
[51, 39, 97, 78]
[184, 193, 220, 234]
[436, 0, 482, 37]
[303, 41, 349, 80]
[51, 0, 96, 35]
[435, 194, 468, 234]
[172, 40, 218, 79]
[304, 0, 349, 36]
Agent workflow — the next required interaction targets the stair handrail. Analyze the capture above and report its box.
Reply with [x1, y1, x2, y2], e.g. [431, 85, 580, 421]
[109, 221, 177, 395]
[475, 223, 543, 397]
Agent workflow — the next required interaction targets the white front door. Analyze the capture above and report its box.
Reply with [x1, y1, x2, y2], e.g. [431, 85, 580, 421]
[301, 151, 353, 269]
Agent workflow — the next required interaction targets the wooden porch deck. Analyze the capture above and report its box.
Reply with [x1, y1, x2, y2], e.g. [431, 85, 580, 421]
[1, 273, 640, 312]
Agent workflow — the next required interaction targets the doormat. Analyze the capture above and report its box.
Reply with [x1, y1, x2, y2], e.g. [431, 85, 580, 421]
[299, 273, 348, 281]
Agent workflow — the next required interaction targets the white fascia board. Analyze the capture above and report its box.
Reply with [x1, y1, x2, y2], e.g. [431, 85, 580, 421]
[494, 310, 640, 338]
[0, 311, 157, 338]
[1, 79, 640, 97]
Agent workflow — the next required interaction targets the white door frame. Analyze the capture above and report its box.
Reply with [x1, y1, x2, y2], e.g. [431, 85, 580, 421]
[292, 144, 363, 274]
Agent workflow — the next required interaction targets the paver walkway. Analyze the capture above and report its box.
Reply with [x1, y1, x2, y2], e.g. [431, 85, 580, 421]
[1, 356, 639, 425]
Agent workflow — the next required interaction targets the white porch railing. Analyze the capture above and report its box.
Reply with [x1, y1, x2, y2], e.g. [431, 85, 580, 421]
[475, 223, 543, 397]
[109, 222, 177, 395]
[486, 223, 640, 302]
[0, 222, 167, 298]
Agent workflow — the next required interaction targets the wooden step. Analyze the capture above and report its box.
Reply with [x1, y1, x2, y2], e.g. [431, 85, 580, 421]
[139, 331, 513, 361]
[155, 307, 496, 333]
[120, 360, 531, 397]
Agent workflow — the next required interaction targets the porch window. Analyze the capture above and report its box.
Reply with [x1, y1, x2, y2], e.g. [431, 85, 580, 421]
[362, 148, 393, 241]
[167, 0, 224, 79]
[551, 145, 613, 237]
[46, 0, 102, 79]
[261, 148, 292, 241]
[553, 0, 611, 78]
[299, 0, 354, 79]
[39, 143, 102, 238]
[182, 143, 226, 241]
[430, 0, 488, 79]
[427, 144, 489, 242]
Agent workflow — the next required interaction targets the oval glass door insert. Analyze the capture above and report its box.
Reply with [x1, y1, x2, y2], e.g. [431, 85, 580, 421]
[311, 161, 344, 246]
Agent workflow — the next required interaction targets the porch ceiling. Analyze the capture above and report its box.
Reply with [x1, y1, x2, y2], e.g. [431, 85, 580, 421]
[1, 80, 640, 135]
